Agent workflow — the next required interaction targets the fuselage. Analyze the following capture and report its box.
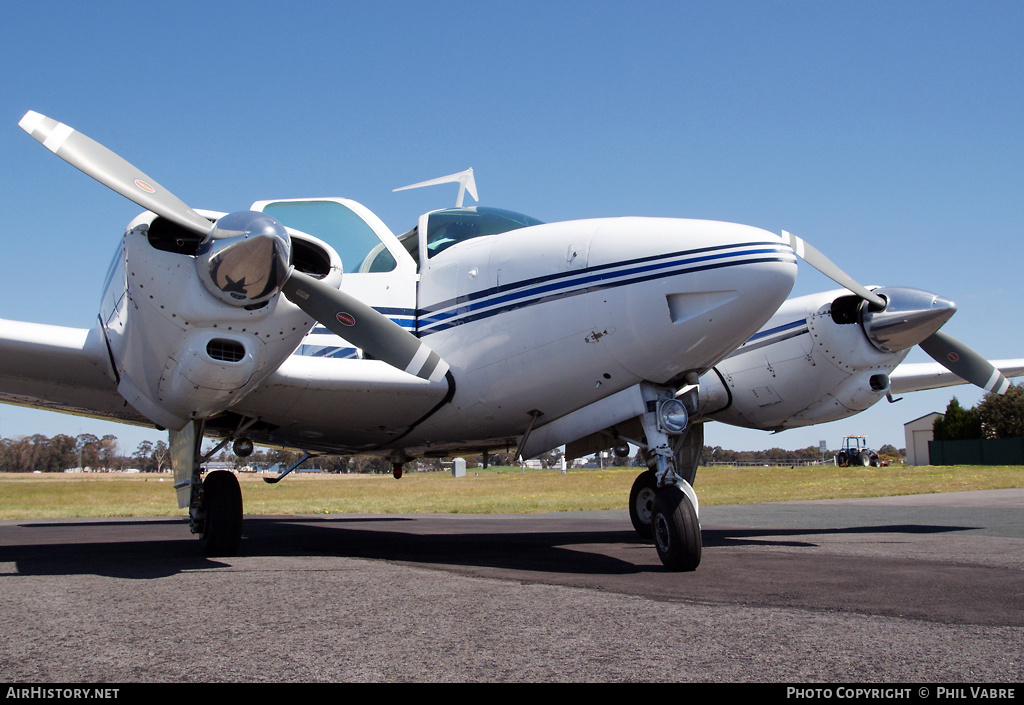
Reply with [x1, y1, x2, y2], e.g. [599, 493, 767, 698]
[101, 199, 798, 456]
[407, 216, 798, 452]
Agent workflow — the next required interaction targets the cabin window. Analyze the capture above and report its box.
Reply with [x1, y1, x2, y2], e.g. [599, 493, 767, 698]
[262, 200, 397, 273]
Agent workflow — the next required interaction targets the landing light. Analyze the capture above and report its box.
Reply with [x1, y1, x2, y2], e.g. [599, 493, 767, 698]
[658, 399, 689, 434]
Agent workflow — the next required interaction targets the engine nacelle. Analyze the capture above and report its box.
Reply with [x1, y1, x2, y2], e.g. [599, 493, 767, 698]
[100, 213, 340, 430]
[697, 289, 910, 431]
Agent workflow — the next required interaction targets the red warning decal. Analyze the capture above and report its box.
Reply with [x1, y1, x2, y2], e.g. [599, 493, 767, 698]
[134, 179, 156, 194]
[947, 352, 960, 363]
[336, 312, 356, 327]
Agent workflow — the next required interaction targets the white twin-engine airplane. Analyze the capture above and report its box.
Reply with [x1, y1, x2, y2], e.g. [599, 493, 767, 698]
[4, 111, 1022, 571]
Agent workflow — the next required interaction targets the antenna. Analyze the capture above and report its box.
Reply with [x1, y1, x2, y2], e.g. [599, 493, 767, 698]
[393, 167, 478, 207]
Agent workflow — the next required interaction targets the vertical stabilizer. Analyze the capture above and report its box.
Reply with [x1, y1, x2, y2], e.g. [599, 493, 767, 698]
[394, 167, 478, 207]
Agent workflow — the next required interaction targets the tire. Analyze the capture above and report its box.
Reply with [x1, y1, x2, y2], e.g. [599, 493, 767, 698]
[652, 485, 701, 571]
[836, 451, 848, 467]
[628, 470, 658, 539]
[201, 470, 243, 557]
[859, 452, 871, 467]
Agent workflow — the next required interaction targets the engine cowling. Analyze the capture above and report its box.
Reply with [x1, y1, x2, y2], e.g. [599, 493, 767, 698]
[697, 288, 927, 431]
[101, 212, 339, 430]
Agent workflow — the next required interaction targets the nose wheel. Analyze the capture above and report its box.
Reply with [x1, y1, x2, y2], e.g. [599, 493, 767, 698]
[628, 470, 657, 539]
[630, 470, 702, 571]
[651, 485, 701, 571]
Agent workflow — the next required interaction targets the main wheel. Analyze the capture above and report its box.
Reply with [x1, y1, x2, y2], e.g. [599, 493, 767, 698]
[628, 470, 658, 538]
[201, 470, 243, 557]
[652, 485, 701, 571]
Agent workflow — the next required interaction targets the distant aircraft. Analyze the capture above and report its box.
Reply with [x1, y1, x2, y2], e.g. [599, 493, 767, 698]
[2, 111, 1017, 571]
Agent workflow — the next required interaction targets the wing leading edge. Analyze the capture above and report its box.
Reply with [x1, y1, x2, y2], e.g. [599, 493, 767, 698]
[0, 317, 451, 451]
[890, 359, 1024, 395]
[0, 319, 142, 425]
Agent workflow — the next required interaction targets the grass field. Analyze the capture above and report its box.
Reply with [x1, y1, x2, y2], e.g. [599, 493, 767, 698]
[0, 463, 1022, 520]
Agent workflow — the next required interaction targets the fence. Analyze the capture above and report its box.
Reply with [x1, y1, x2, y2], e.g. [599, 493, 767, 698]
[928, 438, 1024, 465]
[707, 459, 835, 467]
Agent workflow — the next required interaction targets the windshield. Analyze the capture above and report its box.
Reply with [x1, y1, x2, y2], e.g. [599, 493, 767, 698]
[423, 207, 544, 258]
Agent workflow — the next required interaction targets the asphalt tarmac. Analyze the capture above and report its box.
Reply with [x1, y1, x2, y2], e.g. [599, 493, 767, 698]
[0, 488, 1021, 683]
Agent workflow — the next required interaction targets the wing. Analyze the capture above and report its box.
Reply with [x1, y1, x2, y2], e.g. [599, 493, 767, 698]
[228, 354, 451, 452]
[0, 319, 147, 425]
[890, 359, 1024, 395]
[0, 318, 451, 450]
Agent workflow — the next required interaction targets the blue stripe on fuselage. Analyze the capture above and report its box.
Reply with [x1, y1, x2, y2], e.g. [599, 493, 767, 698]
[417, 241, 795, 335]
[295, 242, 797, 357]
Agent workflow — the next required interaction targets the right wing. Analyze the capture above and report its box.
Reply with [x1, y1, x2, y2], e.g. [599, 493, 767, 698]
[890, 359, 1024, 395]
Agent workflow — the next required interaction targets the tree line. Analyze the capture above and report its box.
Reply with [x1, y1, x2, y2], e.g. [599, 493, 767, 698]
[0, 434, 528, 474]
[0, 434, 170, 473]
[933, 382, 1024, 441]
[699, 443, 901, 465]
[4, 382, 1020, 473]
[0, 433, 885, 473]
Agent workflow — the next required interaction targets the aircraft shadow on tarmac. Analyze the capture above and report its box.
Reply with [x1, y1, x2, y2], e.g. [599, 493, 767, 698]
[702, 523, 977, 548]
[0, 515, 976, 581]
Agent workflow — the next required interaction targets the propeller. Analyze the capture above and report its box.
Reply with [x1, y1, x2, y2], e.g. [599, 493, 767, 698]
[784, 231, 886, 310]
[919, 330, 1011, 395]
[20, 110, 449, 383]
[783, 230, 1010, 395]
[19, 111, 215, 238]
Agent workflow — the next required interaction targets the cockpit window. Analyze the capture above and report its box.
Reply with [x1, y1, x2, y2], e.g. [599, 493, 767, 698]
[423, 207, 544, 258]
[262, 200, 397, 273]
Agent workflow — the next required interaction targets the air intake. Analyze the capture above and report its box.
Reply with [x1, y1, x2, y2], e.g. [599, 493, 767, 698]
[206, 339, 246, 363]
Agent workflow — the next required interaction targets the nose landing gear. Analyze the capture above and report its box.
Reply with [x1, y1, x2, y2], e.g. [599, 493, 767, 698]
[628, 469, 657, 539]
[171, 420, 245, 557]
[630, 383, 703, 571]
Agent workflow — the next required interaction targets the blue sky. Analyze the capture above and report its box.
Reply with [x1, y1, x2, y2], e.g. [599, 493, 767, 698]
[0, 1, 1021, 457]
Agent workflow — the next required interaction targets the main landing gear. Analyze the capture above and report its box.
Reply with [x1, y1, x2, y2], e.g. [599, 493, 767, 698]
[197, 470, 243, 557]
[627, 384, 703, 572]
[171, 420, 245, 557]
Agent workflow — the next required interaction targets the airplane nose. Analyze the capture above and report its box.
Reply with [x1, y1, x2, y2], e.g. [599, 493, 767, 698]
[196, 211, 291, 306]
[587, 218, 798, 380]
[860, 287, 957, 353]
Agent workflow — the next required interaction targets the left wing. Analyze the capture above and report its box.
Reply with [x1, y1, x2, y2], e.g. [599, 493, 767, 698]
[0, 319, 146, 425]
[0, 318, 451, 450]
[890, 359, 1024, 395]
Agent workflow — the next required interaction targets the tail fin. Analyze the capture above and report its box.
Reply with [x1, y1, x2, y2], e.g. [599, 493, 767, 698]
[394, 167, 478, 207]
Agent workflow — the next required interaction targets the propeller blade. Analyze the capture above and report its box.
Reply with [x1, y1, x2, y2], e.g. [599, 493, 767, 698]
[19, 110, 213, 237]
[919, 330, 1010, 395]
[282, 270, 450, 382]
[783, 231, 887, 310]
